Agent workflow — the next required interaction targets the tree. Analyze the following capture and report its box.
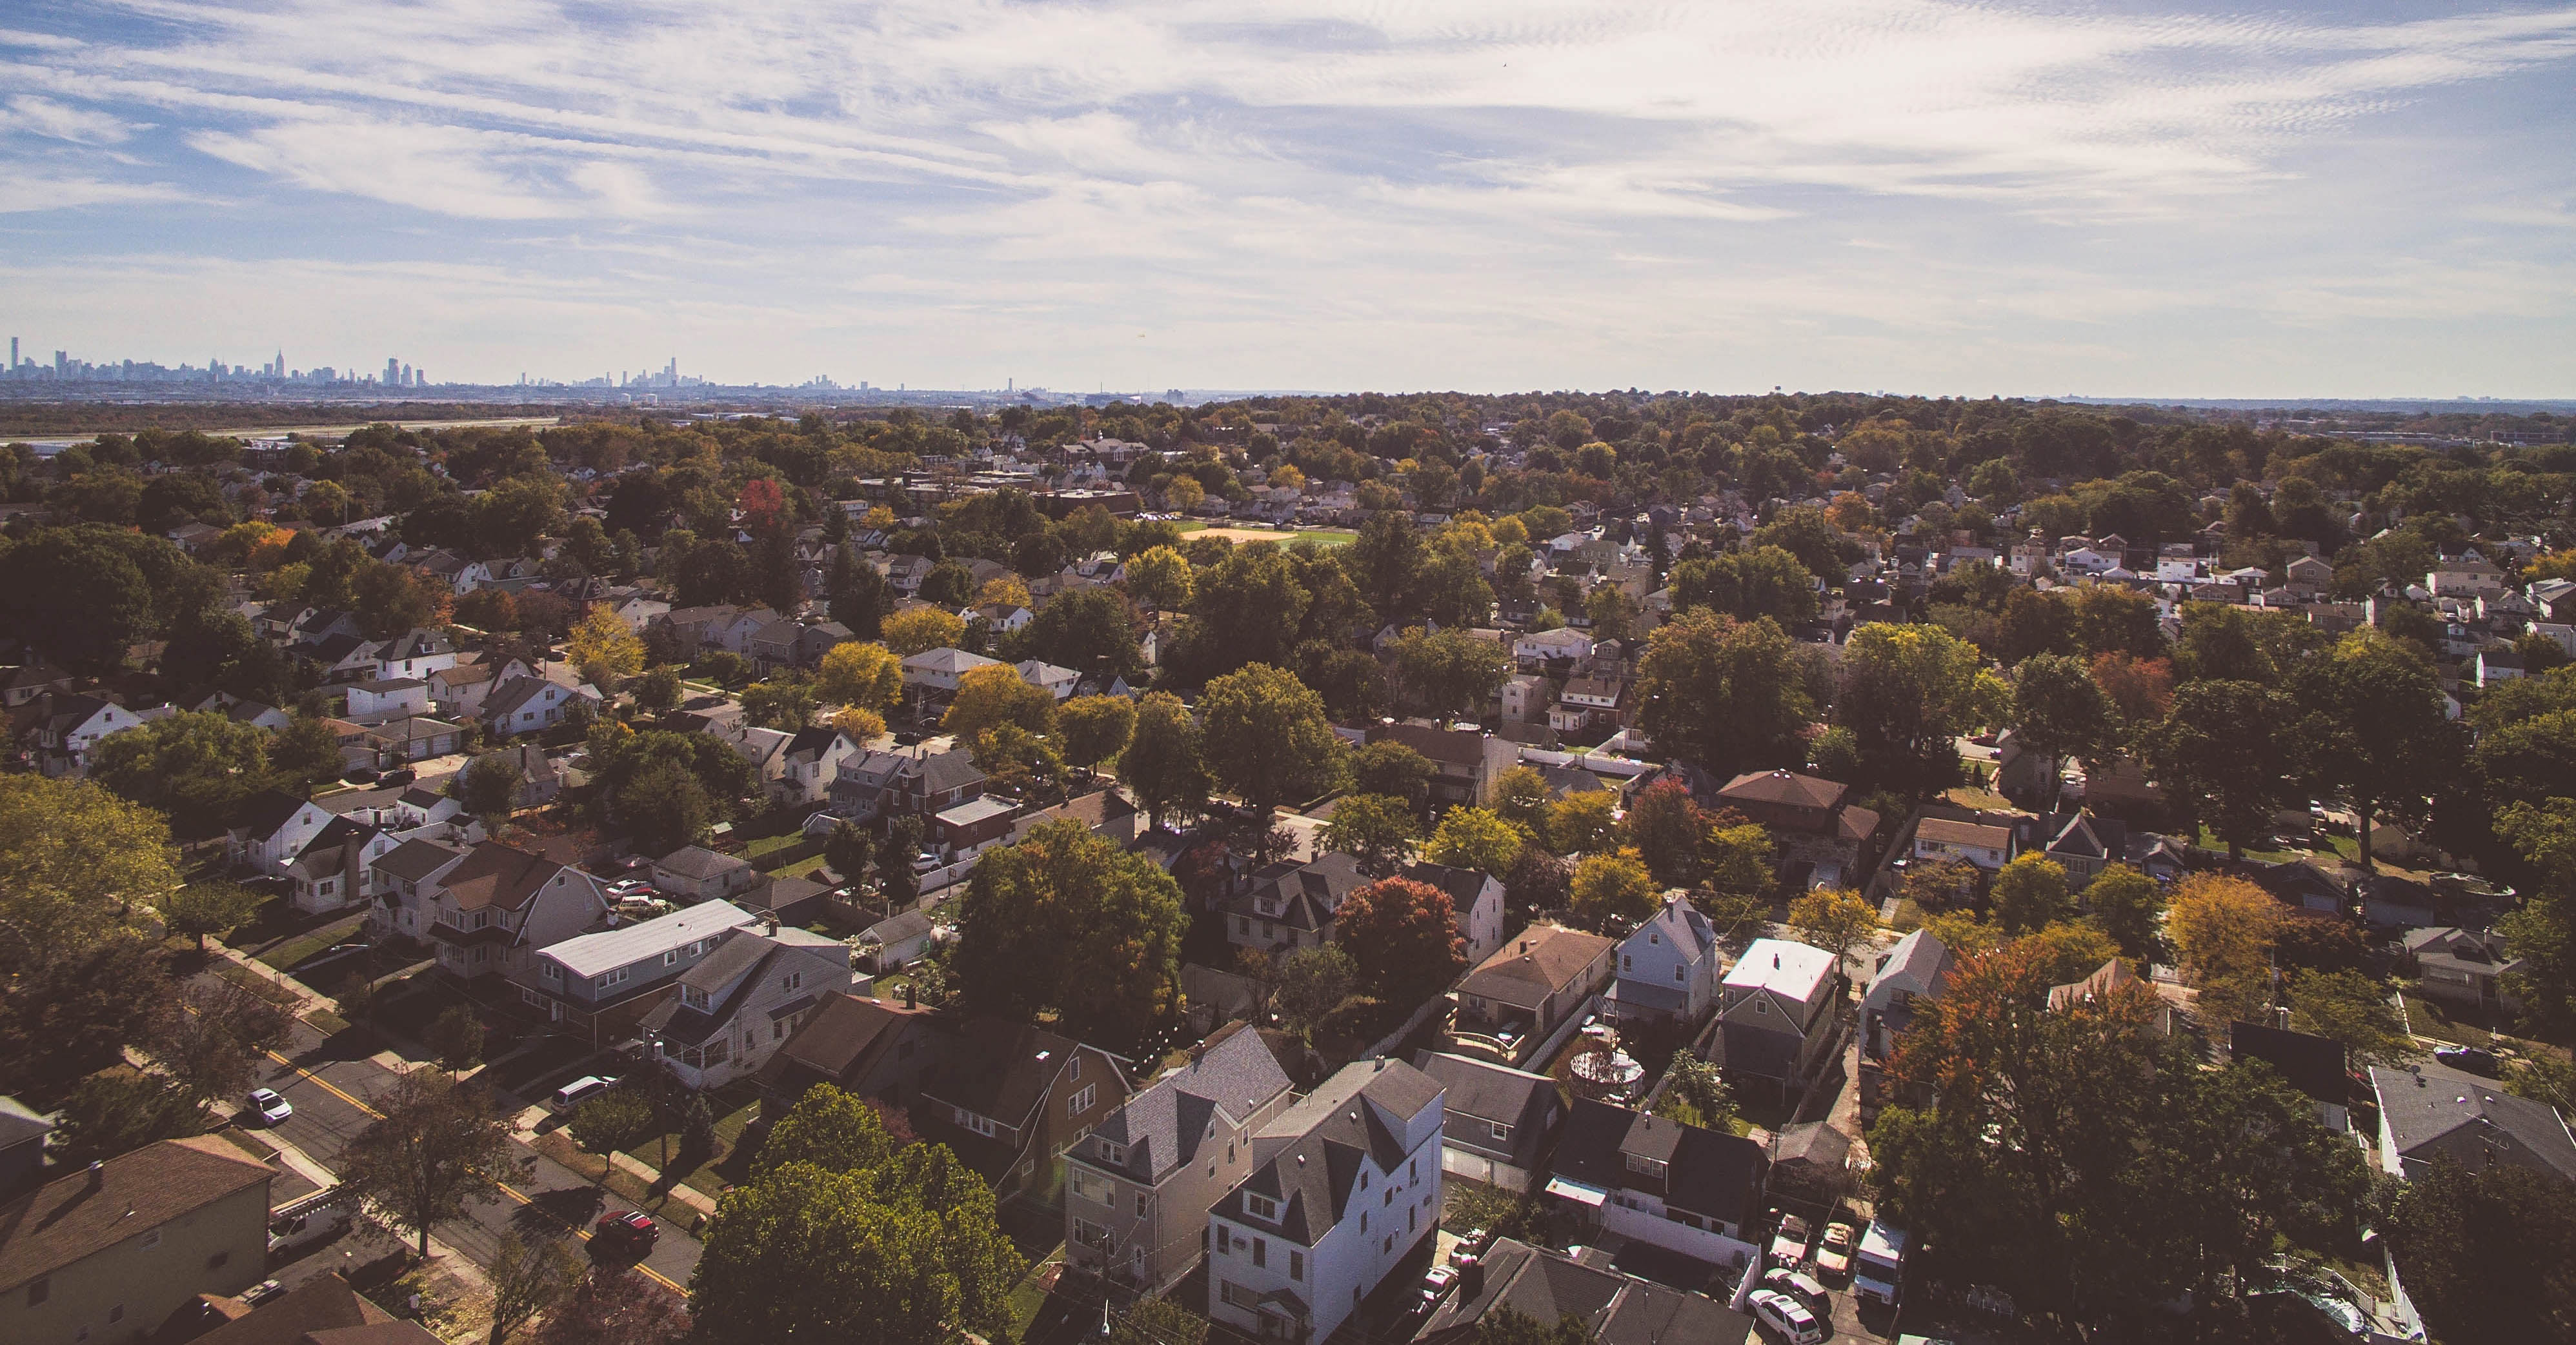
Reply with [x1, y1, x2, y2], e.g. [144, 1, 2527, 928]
[1389, 626, 1512, 723]
[953, 819, 1187, 1043]
[1425, 806, 1527, 877]
[752, 1081, 905, 1178]
[1353, 741, 1435, 808]
[2496, 798, 2576, 1035]
[1491, 764, 1551, 835]
[1276, 944, 1358, 1038]
[150, 978, 290, 1104]
[629, 666, 683, 717]
[1054, 695, 1136, 777]
[1321, 793, 1421, 875]
[428, 1002, 488, 1070]
[2140, 680, 2294, 859]
[1633, 611, 1813, 776]
[828, 552, 893, 640]
[1625, 778, 1707, 888]
[816, 641, 905, 712]
[2165, 875, 2282, 1025]
[1119, 692, 1208, 830]
[1198, 663, 1345, 820]
[2080, 864, 2164, 961]
[532, 1270, 690, 1345]
[693, 1090, 1023, 1345]
[2090, 651, 2175, 724]
[1570, 848, 1657, 927]
[1015, 586, 1144, 680]
[881, 607, 964, 656]
[1989, 854, 2070, 936]
[617, 759, 712, 855]
[941, 663, 1055, 744]
[1653, 1054, 1737, 1132]
[271, 715, 346, 792]
[2291, 632, 2459, 868]
[159, 881, 265, 953]
[878, 816, 924, 908]
[458, 752, 525, 825]
[487, 1233, 583, 1345]
[1787, 889, 1878, 975]
[0, 524, 157, 674]
[738, 676, 818, 731]
[567, 604, 645, 687]
[2009, 653, 2115, 765]
[1837, 622, 1998, 796]
[1669, 545, 1818, 625]
[823, 821, 874, 889]
[88, 710, 274, 839]
[1465, 1306, 1598, 1345]
[567, 1089, 656, 1188]
[2284, 969, 2411, 1063]
[350, 559, 448, 638]
[1123, 545, 1194, 610]
[1109, 1298, 1213, 1345]
[2384, 1158, 2576, 1342]
[52, 1069, 208, 1166]
[340, 1068, 512, 1257]
[1347, 511, 1424, 617]
[1335, 877, 1467, 1005]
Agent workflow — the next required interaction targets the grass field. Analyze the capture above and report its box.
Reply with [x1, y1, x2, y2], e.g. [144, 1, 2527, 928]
[1171, 521, 1356, 545]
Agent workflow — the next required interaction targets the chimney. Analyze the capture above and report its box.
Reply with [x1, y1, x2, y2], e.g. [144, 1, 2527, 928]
[1774, 952, 1781, 969]
[765, 915, 779, 936]
[903, 981, 916, 1010]
[1191, 1041, 1206, 1068]
[86, 1160, 104, 1189]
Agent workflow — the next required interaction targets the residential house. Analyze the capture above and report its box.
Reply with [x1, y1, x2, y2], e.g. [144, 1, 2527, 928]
[1911, 815, 2015, 871]
[2369, 1061, 2576, 1184]
[641, 923, 858, 1090]
[1063, 1023, 1298, 1293]
[829, 744, 987, 822]
[427, 660, 501, 718]
[375, 628, 458, 681]
[1369, 722, 1519, 807]
[2231, 1021, 2352, 1132]
[933, 794, 1019, 857]
[858, 907, 943, 973]
[2025, 810, 2128, 885]
[343, 678, 431, 722]
[1006, 788, 1145, 850]
[755, 991, 941, 1110]
[1603, 895, 1721, 1027]
[1544, 1098, 1767, 1271]
[912, 1019, 1132, 1200]
[1414, 1236, 1753, 1345]
[1548, 676, 1625, 737]
[1713, 770, 1879, 889]
[183, 1272, 439, 1345]
[711, 720, 796, 797]
[25, 693, 146, 777]
[901, 646, 1001, 695]
[1400, 861, 1509, 966]
[1451, 924, 1616, 1068]
[488, 741, 564, 808]
[280, 815, 405, 915]
[1513, 627, 1595, 666]
[1017, 659, 1080, 701]
[518, 900, 763, 1042]
[1223, 852, 1370, 956]
[2405, 926, 2525, 1013]
[775, 727, 856, 805]
[650, 845, 762, 904]
[1205, 1057, 1445, 1345]
[0, 661, 75, 710]
[0, 1136, 273, 1345]
[1857, 930, 1951, 1122]
[2045, 957, 2176, 1033]
[359, 715, 467, 766]
[369, 840, 610, 982]
[1410, 1051, 1564, 1193]
[0, 1097, 48, 1198]
[1716, 939, 1840, 1090]
[227, 790, 339, 876]
[2426, 554, 2508, 600]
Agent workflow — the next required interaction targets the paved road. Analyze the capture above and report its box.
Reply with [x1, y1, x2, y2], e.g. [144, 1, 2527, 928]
[247, 1003, 705, 1294]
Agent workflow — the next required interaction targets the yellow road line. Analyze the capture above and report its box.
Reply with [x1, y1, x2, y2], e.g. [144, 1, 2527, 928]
[492, 1182, 688, 1293]
[265, 1048, 385, 1119]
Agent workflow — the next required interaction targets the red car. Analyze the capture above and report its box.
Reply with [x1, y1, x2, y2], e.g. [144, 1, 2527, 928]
[592, 1210, 657, 1257]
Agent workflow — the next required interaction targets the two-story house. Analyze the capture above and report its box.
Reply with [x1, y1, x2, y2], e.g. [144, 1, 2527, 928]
[901, 646, 1001, 695]
[1911, 815, 2015, 872]
[1449, 924, 1616, 1068]
[367, 840, 609, 981]
[829, 744, 987, 823]
[1063, 1024, 1297, 1293]
[482, 674, 599, 738]
[776, 727, 858, 805]
[375, 628, 459, 681]
[756, 991, 943, 1111]
[912, 1019, 1132, 1201]
[1367, 722, 1518, 808]
[1206, 1058, 1445, 1345]
[26, 693, 147, 777]
[1411, 1050, 1563, 1193]
[1400, 861, 1509, 966]
[519, 899, 762, 1043]
[1857, 928, 1952, 1123]
[640, 922, 858, 1090]
[280, 815, 407, 915]
[2369, 1060, 2576, 1185]
[1223, 852, 1370, 956]
[227, 790, 340, 877]
[1545, 1098, 1767, 1270]
[344, 678, 432, 723]
[2405, 926, 2526, 1013]
[0, 1137, 274, 1345]
[1713, 770, 1878, 890]
[1512, 627, 1595, 666]
[1718, 939, 1841, 1093]
[651, 845, 762, 904]
[1602, 894, 1720, 1027]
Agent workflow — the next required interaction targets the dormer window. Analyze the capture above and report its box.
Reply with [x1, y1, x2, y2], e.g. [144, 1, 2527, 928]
[682, 986, 709, 1011]
[1245, 1193, 1278, 1222]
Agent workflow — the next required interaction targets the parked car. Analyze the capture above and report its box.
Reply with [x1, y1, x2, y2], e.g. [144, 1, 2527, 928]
[592, 1210, 658, 1257]
[1407, 1265, 1459, 1320]
[242, 1280, 288, 1306]
[342, 768, 380, 785]
[1762, 1268, 1830, 1315]
[246, 1088, 292, 1126]
[268, 1204, 353, 1258]
[381, 767, 417, 786]
[1747, 1289, 1827, 1344]
[2433, 1046, 2499, 1077]
[551, 1076, 618, 1112]
[1815, 1220, 1857, 1277]
[1769, 1212, 1813, 1268]
[1448, 1227, 1490, 1269]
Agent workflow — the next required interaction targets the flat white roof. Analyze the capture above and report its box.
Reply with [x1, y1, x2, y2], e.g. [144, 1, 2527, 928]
[540, 899, 758, 978]
[1722, 937, 1836, 998]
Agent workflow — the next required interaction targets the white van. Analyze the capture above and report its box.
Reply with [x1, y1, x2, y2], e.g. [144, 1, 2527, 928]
[550, 1075, 618, 1112]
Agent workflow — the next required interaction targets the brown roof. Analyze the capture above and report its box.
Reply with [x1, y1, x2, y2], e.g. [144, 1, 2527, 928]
[2048, 957, 2142, 1011]
[1718, 770, 1845, 812]
[762, 992, 932, 1088]
[1917, 817, 2013, 849]
[441, 842, 567, 912]
[0, 1135, 272, 1291]
[916, 1017, 1097, 1130]
[1374, 721, 1494, 768]
[1460, 924, 1615, 1004]
[195, 1273, 419, 1345]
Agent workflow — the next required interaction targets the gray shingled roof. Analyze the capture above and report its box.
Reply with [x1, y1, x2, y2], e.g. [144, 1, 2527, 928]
[1089, 1023, 1291, 1181]
[2371, 1062, 2576, 1182]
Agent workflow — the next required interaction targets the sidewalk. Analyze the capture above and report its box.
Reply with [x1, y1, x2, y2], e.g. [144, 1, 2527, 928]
[209, 938, 337, 1016]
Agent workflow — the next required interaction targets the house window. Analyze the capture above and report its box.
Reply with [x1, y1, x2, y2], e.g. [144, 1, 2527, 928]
[1289, 1250, 1304, 1282]
[1755, 998, 1768, 1013]
[1251, 1237, 1266, 1268]
[596, 967, 629, 990]
[1220, 1280, 1260, 1310]
[1622, 954, 1631, 970]
[27, 1277, 46, 1306]
[954, 1108, 997, 1138]
[1070, 1055, 1083, 1081]
[1245, 1193, 1278, 1221]
[1135, 1191, 1147, 1217]
[1490, 1120, 1513, 1142]
[663, 951, 679, 967]
[1069, 1084, 1096, 1115]
[1676, 964, 1687, 982]
[783, 970, 803, 991]
[703, 1039, 731, 1066]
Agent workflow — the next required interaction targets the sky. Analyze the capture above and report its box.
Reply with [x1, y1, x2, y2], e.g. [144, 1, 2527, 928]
[1, 0, 2573, 397]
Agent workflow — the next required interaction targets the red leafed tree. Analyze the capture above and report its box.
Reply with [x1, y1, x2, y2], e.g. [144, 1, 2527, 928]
[532, 1269, 690, 1345]
[2089, 652, 2175, 724]
[1334, 877, 1466, 1007]
[736, 477, 787, 534]
[1626, 777, 1709, 888]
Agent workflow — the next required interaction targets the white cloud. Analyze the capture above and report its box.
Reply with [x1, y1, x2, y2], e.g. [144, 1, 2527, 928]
[1, 93, 137, 143]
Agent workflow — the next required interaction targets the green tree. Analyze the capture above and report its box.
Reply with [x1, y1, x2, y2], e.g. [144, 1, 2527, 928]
[1014, 586, 1144, 680]
[1570, 848, 1657, 926]
[1425, 806, 1527, 876]
[1624, 779, 1706, 888]
[2494, 799, 2576, 1035]
[158, 881, 265, 953]
[2384, 1158, 2576, 1342]
[1490, 764, 1550, 835]
[629, 666, 683, 717]
[88, 710, 274, 839]
[752, 1082, 903, 1179]
[340, 1068, 512, 1257]
[1334, 876, 1467, 1005]
[824, 822, 874, 889]
[1198, 663, 1345, 820]
[1276, 944, 1358, 1039]
[1989, 854, 2070, 936]
[953, 819, 1187, 1043]
[1123, 545, 1194, 611]
[1352, 741, 1436, 808]
[1389, 626, 1513, 723]
[428, 1002, 488, 1070]
[616, 759, 712, 855]
[1346, 510, 1424, 617]
[1055, 694, 1136, 776]
[52, 1069, 208, 1166]
[486, 1233, 584, 1345]
[1633, 610, 1813, 776]
[0, 524, 157, 674]
[941, 663, 1056, 742]
[2142, 681, 2294, 860]
[2284, 970, 2411, 1063]
[829, 552, 893, 639]
[567, 1090, 657, 1189]
[1787, 889, 1878, 973]
[1653, 1054, 1737, 1132]
[270, 715, 347, 792]
[2080, 863, 2164, 961]
[878, 816, 924, 908]
[1667, 544, 1818, 625]
[1320, 793, 1421, 875]
[740, 676, 819, 731]
[1119, 692, 1209, 830]
[1837, 622, 1999, 796]
[1185, 543, 1313, 675]
[457, 752, 525, 825]
[1466, 1306, 1596, 1345]
[2290, 632, 2459, 868]
[2009, 653, 2115, 765]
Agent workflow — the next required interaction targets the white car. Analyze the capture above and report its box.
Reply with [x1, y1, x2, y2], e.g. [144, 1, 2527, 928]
[247, 1088, 292, 1126]
[1762, 1267, 1830, 1315]
[1748, 1289, 1827, 1345]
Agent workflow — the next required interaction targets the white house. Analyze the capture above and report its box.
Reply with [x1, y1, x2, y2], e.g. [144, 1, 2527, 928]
[227, 790, 339, 877]
[1207, 1058, 1445, 1345]
[344, 678, 432, 722]
[1911, 816, 2014, 871]
[1401, 861, 1510, 966]
[1016, 659, 1080, 701]
[639, 924, 858, 1090]
[1718, 938, 1842, 1089]
[28, 693, 148, 777]
[902, 646, 1001, 694]
[374, 628, 459, 681]
[1603, 894, 1721, 1026]
[1512, 628, 1594, 665]
[483, 675, 601, 737]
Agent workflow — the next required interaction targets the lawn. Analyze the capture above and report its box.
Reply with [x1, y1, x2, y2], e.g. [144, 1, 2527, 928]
[620, 1090, 761, 1195]
[2401, 993, 2493, 1046]
[769, 853, 830, 879]
[210, 958, 305, 1008]
[256, 914, 367, 972]
[740, 833, 803, 862]
[1170, 521, 1356, 546]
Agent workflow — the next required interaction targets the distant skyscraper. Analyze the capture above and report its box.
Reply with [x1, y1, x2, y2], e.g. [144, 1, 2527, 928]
[8, 337, 15, 369]
[386, 357, 401, 385]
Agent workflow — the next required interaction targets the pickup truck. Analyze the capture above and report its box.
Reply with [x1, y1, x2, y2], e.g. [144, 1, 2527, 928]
[1768, 1212, 1813, 1268]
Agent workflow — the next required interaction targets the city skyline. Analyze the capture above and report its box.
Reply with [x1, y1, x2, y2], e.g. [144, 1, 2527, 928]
[1, 2, 2573, 395]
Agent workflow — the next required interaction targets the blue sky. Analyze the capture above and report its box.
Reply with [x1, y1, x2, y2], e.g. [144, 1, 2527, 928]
[2, 0, 2572, 395]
